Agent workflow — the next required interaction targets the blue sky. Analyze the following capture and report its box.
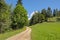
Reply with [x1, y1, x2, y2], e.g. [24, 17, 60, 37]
[5, 0, 60, 17]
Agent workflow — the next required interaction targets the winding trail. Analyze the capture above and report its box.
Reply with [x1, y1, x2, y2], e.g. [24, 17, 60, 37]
[6, 27, 31, 40]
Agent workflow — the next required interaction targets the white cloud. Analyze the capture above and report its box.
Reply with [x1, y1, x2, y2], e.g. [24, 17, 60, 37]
[28, 11, 38, 20]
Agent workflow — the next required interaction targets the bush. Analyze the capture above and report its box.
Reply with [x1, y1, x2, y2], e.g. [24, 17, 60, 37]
[56, 18, 60, 21]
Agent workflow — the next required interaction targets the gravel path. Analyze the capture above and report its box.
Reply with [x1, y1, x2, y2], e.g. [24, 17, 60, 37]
[6, 27, 31, 40]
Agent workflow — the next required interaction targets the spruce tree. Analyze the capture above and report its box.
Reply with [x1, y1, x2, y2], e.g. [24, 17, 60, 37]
[47, 7, 52, 18]
[0, 0, 11, 33]
[16, 0, 22, 5]
[12, 0, 28, 29]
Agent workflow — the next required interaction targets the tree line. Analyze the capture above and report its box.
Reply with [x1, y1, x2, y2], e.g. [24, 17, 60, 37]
[0, 0, 60, 33]
[29, 7, 60, 26]
[0, 0, 28, 33]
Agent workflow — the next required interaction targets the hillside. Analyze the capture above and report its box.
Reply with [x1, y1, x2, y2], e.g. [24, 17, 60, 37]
[31, 22, 60, 40]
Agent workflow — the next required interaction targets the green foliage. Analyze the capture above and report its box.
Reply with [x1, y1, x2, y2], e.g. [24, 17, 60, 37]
[0, 0, 28, 33]
[0, 0, 7, 13]
[0, 27, 26, 40]
[53, 9, 56, 17]
[56, 18, 60, 21]
[11, 4, 28, 29]
[0, 0, 11, 33]
[57, 11, 60, 17]
[38, 13, 45, 23]
[53, 9, 60, 17]
[30, 12, 44, 26]
[30, 12, 38, 25]
[47, 7, 52, 18]
[16, 0, 22, 5]
[41, 9, 48, 21]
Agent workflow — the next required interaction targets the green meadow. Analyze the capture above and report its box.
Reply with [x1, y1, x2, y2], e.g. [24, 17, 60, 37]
[31, 22, 60, 40]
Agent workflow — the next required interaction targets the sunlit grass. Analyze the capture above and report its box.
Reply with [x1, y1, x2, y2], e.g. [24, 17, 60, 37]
[31, 22, 60, 40]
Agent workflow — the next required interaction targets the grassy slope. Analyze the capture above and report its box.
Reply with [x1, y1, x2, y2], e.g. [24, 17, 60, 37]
[0, 27, 26, 40]
[31, 22, 60, 40]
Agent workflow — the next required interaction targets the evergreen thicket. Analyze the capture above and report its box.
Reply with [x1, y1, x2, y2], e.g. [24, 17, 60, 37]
[0, 0, 28, 33]
[0, 0, 60, 33]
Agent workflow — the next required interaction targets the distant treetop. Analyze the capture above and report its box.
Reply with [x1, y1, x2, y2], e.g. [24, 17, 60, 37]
[16, 0, 22, 5]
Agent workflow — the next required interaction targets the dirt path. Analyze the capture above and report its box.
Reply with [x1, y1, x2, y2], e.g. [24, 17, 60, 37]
[6, 27, 31, 40]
